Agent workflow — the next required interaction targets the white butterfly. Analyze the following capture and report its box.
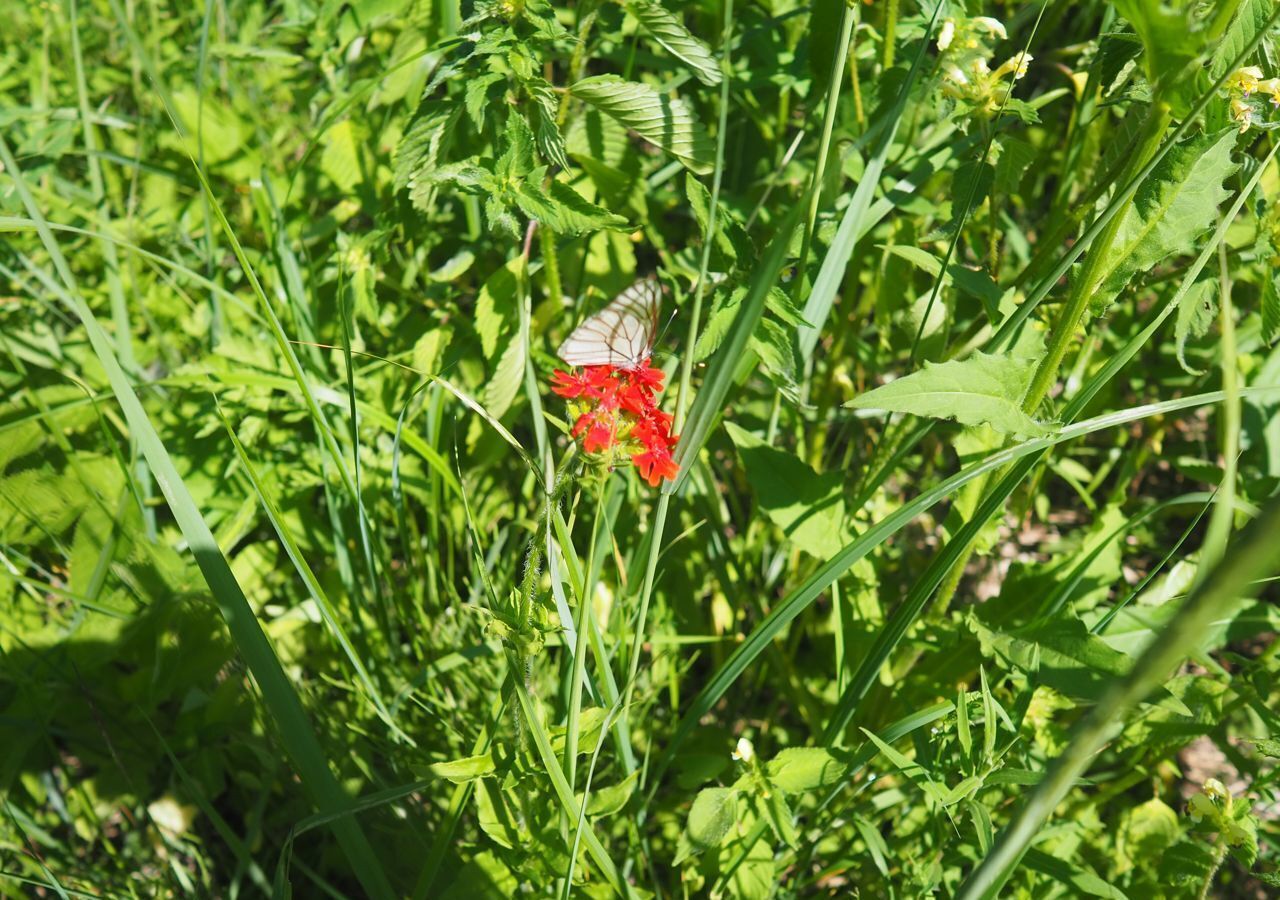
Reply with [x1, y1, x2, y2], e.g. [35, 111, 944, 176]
[557, 279, 662, 370]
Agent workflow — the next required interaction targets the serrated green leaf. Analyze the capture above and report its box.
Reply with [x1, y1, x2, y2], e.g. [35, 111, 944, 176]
[1252, 737, 1280, 758]
[464, 73, 504, 130]
[686, 787, 738, 850]
[1262, 272, 1280, 344]
[1210, 0, 1274, 80]
[496, 113, 536, 181]
[845, 351, 1052, 437]
[1094, 129, 1238, 309]
[760, 791, 797, 848]
[624, 0, 722, 86]
[570, 75, 714, 174]
[512, 179, 629, 235]
[749, 318, 798, 388]
[320, 119, 364, 191]
[395, 104, 460, 210]
[1174, 278, 1217, 374]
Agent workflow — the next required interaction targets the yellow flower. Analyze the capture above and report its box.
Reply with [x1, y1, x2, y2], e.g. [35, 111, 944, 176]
[1231, 96, 1255, 132]
[994, 51, 1034, 81]
[1228, 66, 1264, 95]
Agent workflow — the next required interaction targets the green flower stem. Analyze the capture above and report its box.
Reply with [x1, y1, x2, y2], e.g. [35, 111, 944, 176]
[564, 478, 611, 793]
[955, 491, 1280, 899]
[882, 0, 900, 70]
[1200, 237, 1238, 572]
[1196, 834, 1230, 900]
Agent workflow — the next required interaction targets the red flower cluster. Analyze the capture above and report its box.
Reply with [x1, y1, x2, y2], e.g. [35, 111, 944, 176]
[550, 361, 679, 486]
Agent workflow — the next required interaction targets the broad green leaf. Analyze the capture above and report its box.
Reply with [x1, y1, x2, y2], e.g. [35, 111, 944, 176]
[475, 779, 524, 850]
[1094, 129, 1238, 310]
[845, 351, 1051, 437]
[320, 119, 365, 191]
[1023, 849, 1130, 900]
[584, 771, 640, 817]
[430, 753, 496, 783]
[483, 330, 525, 419]
[1119, 797, 1180, 860]
[765, 747, 847, 793]
[569, 75, 714, 174]
[686, 787, 738, 850]
[969, 612, 1135, 703]
[725, 422, 850, 558]
[625, 0, 721, 85]
[476, 258, 523, 360]
[760, 791, 797, 848]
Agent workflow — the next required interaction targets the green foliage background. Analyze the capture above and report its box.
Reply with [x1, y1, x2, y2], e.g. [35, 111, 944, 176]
[3, 0, 1280, 896]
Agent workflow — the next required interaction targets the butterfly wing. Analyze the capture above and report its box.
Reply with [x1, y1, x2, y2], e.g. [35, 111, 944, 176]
[558, 279, 661, 368]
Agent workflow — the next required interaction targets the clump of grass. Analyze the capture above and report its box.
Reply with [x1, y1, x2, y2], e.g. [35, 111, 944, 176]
[2, 1, 1280, 896]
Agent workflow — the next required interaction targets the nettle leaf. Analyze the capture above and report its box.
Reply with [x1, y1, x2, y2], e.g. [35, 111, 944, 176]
[464, 72, 505, 130]
[1174, 278, 1217, 374]
[1094, 129, 1238, 310]
[685, 786, 738, 851]
[512, 178, 630, 235]
[725, 422, 851, 559]
[994, 136, 1037, 194]
[1262, 273, 1280, 345]
[750, 318, 799, 389]
[395, 104, 461, 211]
[1210, 0, 1273, 80]
[969, 612, 1138, 703]
[497, 114, 537, 181]
[845, 351, 1052, 437]
[686, 174, 750, 268]
[766, 748, 848, 793]
[527, 82, 568, 169]
[624, 0, 722, 86]
[570, 75, 714, 174]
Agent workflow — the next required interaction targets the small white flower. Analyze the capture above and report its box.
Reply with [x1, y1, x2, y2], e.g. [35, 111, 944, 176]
[973, 17, 1008, 40]
[937, 19, 956, 52]
[732, 737, 755, 763]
